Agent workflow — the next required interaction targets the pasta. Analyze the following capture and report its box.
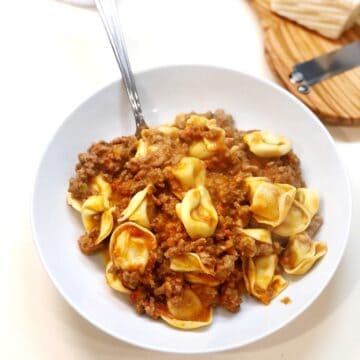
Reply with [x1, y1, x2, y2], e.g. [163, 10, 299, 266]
[170, 252, 213, 274]
[157, 125, 180, 138]
[161, 288, 213, 329]
[67, 175, 114, 245]
[240, 228, 272, 244]
[171, 157, 206, 198]
[176, 186, 218, 239]
[186, 115, 225, 159]
[67, 110, 327, 330]
[280, 233, 327, 275]
[243, 130, 291, 158]
[243, 254, 288, 304]
[184, 273, 222, 287]
[109, 222, 157, 273]
[118, 185, 151, 228]
[273, 188, 320, 236]
[246, 177, 296, 226]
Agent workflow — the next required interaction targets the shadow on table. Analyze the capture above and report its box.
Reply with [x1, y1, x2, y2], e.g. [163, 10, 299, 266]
[327, 125, 360, 142]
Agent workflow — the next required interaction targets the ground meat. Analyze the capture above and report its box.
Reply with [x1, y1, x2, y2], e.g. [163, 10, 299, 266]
[256, 243, 276, 257]
[67, 110, 321, 323]
[164, 238, 210, 258]
[154, 274, 184, 298]
[235, 235, 257, 257]
[191, 284, 218, 308]
[215, 254, 237, 280]
[78, 230, 105, 255]
[68, 178, 93, 200]
[69, 137, 137, 200]
[121, 271, 142, 290]
[306, 214, 324, 238]
[218, 270, 243, 312]
[131, 290, 162, 319]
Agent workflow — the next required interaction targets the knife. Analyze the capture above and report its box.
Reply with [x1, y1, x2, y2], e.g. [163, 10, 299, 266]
[290, 41, 360, 94]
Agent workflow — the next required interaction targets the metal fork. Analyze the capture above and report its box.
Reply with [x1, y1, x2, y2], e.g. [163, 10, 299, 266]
[95, 0, 148, 137]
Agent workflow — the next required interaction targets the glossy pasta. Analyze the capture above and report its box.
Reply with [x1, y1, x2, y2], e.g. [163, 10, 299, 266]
[67, 111, 327, 329]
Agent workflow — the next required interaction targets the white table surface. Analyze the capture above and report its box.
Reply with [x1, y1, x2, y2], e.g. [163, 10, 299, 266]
[1, 0, 359, 359]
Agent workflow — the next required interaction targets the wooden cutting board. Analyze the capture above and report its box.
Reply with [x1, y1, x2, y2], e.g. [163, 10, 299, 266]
[251, 0, 360, 125]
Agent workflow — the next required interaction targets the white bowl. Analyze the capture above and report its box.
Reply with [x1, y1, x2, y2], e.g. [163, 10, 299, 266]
[32, 65, 351, 353]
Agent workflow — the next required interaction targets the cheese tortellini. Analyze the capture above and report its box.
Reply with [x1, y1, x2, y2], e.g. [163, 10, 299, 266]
[170, 252, 213, 274]
[243, 131, 291, 158]
[134, 139, 148, 158]
[109, 222, 157, 273]
[273, 188, 320, 237]
[67, 175, 114, 245]
[186, 115, 225, 159]
[245, 177, 296, 227]
[171, 157, 206, 198]
[66, 192, 82, 212]
[243, 254, 288, 304]
[105, 261, 130, 294]
[184, 273, 222, 287]
[135, 139, 158, 158]
[161, 288, 213, 329]
[170, 252, 220, 286]
[176, 186, 218, 239]
[240, 228, 272, 245]
[157, 125, 180, 138]
[280, 233, 327, 275]
[118, 185, 151, 228]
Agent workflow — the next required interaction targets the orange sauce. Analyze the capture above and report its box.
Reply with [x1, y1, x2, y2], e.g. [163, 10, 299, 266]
[281, 297, 292, 305]
[101, 248, 110, 264]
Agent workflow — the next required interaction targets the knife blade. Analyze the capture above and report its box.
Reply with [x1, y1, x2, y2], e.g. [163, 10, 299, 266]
[290, 41, 360, 94]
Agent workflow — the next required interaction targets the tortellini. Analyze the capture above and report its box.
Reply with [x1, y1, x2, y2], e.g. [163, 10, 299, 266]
[176, 186, 218, 239]
[280, 233, 327, 275]
[66, 192, 82, 212]
[170, 252, 220, 286]
[187, 115, 215, 128]
[161, 288, 213, 329]
[186, 115, 225, 159]
[67, 175, 114, 245]
[134, 139, 148, 158]
[118, 185, 151, 228]
[135, 139, 158, 158]
[273, 188, 320, 237]
[243, 131, 292, 158]
[184, 273, 222, 287]
[109, 222, 157, 273]
[157, 125, 180, 138]
[243, 254, 288, 304]
[170, 253, 213, 274]
[245, 177, 296, 227]
[244, 176, 269, 199]
[135, 126, 179, 158]
[240, 228, 272, 245]
[105, 261, 130, 294]
[296, 188, 320, 216]
[171, 157, 206, 197]
[67, 175, 111, 212]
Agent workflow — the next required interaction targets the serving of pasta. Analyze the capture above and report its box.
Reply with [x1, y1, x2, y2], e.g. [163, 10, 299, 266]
[67, 110, 327, 330]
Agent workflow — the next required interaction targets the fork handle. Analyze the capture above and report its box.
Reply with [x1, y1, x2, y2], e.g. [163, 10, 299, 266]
[95, 0, 147, 136]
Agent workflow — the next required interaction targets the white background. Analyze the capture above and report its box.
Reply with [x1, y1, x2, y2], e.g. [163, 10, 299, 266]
[0, 0, 359, 359]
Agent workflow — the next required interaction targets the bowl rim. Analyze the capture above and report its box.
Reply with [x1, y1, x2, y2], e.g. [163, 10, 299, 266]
[31, 64, 352, 354]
